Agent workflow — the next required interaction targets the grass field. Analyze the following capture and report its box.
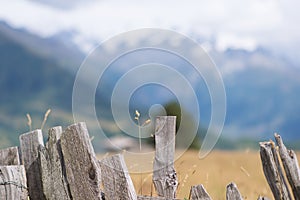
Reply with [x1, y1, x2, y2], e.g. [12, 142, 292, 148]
[122, 150, 299, 200]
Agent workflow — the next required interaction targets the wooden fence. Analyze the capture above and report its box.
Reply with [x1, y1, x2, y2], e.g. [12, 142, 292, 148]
[0, 116, 299, 200]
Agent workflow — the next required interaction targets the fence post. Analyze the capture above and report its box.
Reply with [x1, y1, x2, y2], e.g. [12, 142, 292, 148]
[226, 182, 243, 200]
[19, 129, 46, 200]
[0, 146, 20, 165]
[38, 126, 71, 199]
[0, 165, 27, 200]
[153, 116, 178, 199]
[274, 133, 300, 200]
[189, 184, 212, 200]
[259, 141, 292, 200]
[99, 154, 137, 200]
[60, 122, 102, 200]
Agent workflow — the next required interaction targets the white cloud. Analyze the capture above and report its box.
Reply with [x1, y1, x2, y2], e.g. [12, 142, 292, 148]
[216, 33, 257, 52]
[0, 0, 299, 56]
[0, 1, 69, 36]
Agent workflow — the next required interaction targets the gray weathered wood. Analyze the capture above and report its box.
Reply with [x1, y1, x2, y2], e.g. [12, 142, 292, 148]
[19, 129, 46, 200]
[99, 154, 137, 200]
[0, 146, 20, 165]
[275, 133, 300, 200]
[259, 141, 292, 200]
[189, 184, 211, 200]
[226, 182, 243, 200]
[38, 126, 71, 200]
[0, 165, 28, 200]
[153, 116, 178, 199]
[60, 122, 102, 200]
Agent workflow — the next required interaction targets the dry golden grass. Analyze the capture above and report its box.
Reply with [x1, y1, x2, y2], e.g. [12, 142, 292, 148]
[127, 150, 300, 199]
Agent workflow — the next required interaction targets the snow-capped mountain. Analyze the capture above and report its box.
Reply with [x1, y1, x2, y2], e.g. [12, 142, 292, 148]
[1, 20, 300, 150]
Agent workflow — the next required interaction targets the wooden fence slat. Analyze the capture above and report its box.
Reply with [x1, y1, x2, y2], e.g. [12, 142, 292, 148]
[38, 126, 71, 199]
[189, 184, 212, 200]
[0, 165, 27, 200]
[275, 133, 300, 200]
[60, 122, 102, 200]
[0, 146, 20, 165]
[153, 116, 178, 199]
[19, 129, 46, 200]
[259, 141, 292, 200]
[226, 182, 243, 200]
[99, 154, 137, 200]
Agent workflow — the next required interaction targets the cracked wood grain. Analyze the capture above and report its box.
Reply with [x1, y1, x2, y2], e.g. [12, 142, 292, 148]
[60, 122, 102, 200]
[99, 154, 137, 200]
[153, 116, 178, 199]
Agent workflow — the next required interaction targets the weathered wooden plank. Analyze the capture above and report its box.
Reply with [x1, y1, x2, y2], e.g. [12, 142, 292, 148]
[0, 165, 28, 200]
[0, 146, 20, 165]
[153, 116, 178, 199]
[259, 141, 292, 200]
[60, 122, 102, 200]
[38, 126, 71, 200]
[19, 129, 46, 200]
[275, 133, 300, 200]
[189, 184, 211, 200]
[99, 154, 137, 200]
[226, 182, 243, 200]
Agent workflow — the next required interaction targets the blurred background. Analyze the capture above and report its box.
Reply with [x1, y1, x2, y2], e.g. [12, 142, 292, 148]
[0, 0, 300, 151]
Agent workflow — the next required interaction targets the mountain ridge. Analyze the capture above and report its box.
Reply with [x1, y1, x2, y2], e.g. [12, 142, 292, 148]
[0, 22, 300, 150]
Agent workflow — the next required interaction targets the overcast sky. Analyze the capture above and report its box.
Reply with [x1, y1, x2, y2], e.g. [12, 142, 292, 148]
[0, 0, 299, 60]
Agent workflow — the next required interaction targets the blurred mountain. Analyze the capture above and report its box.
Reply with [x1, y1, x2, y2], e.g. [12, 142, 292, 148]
[0, 21, 121, 151]
[28, 0, 95, 10]
[0, 21, 84, 72]
[0, 21, 300, 151]
[216, 48, 300, 141]
[0, 21, 80, 148]
[90, 34, 300, 144]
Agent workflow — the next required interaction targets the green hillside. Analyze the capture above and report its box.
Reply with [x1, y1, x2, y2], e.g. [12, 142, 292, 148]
[0, 27, 75, 148]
